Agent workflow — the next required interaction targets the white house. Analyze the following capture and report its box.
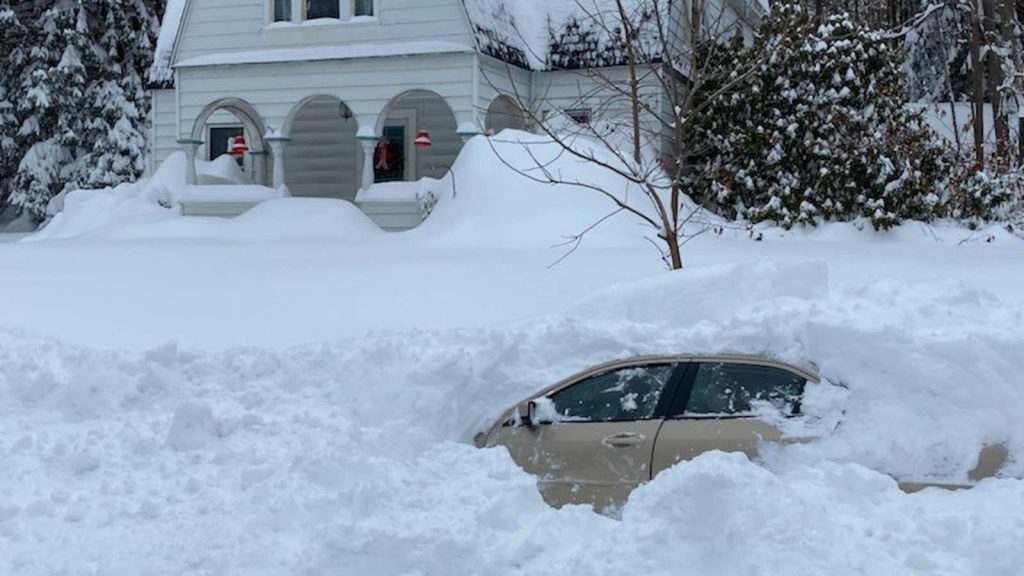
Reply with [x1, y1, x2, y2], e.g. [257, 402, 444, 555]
[148, 0, 763, 229]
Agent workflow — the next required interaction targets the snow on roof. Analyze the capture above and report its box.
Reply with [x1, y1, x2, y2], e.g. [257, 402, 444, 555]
[462, 0, 671, 70]
[175, 41, 475, 69]
[148, 0, 675, 86]
[148, 0, 187, 87]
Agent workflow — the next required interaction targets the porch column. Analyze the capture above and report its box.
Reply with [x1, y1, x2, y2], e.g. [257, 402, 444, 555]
[177, 139, 203, 185]
[455, 112, 483, 144]
[249, 151, 269, 187]
[266, 136, 291, 190]
[457, 125, 482, 144]
[358, 136, 379, 191]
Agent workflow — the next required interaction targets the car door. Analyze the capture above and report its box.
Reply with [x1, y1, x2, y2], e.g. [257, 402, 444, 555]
[651, 360, 808, 477]
[487, 362, 682, 511]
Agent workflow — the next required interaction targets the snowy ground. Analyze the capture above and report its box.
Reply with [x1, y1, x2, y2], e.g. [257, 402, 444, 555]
[1, 135, 1023, 575]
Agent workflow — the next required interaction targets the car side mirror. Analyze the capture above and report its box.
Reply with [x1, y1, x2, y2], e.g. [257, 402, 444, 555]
[518, 402, 533, 427]
[519, 400, 553, 427]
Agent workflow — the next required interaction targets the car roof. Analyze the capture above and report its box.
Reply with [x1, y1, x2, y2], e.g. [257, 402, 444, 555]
[546, 354, 821, 393]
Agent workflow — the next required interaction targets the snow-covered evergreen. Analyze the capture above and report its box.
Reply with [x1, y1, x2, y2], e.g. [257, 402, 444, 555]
[2, 0, 160, 220]
[903, 2, 969, 102]
[0, 3, 29, 208]
[688, 5, 948, 230]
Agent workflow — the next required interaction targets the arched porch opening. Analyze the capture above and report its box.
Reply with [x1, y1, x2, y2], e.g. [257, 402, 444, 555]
[283, 95, 361, 201]
[374, 90, 460, 184]
[189, 98, 269, 186]
[485, 95, 527, 134]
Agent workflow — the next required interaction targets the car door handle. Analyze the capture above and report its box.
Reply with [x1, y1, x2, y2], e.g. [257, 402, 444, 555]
[602, 432, 645, 448]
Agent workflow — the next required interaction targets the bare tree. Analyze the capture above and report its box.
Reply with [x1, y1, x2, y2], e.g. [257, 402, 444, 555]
[481, 0, 768, 270]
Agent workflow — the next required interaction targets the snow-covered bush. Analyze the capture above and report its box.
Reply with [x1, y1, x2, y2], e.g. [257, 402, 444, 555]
[687, 4, 948, 230]
[946, 163, 1024, 229]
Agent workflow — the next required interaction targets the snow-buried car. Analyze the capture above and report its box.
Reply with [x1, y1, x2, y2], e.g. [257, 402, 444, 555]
[476, 354, 1009, 511]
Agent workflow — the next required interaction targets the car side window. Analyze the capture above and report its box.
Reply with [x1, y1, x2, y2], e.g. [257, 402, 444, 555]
[548, 364, 675, 422]
[683, 362, 806, 417]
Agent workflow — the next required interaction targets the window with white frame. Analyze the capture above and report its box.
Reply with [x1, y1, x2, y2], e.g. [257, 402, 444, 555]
[306, 0, 339, 19]
[273, 0, 291, 21]
[271, 0, 374, 22]
[353, 0, 374, 16]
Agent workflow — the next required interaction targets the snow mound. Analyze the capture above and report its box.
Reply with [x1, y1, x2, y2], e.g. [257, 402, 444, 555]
[27, 186, 177, 242]
[35, 197, 382, 242]
[571, 260, 829, 327]
[412, 132, 661, 249]
[197, 155, 251, 186]
[0, 260, 1022, 573]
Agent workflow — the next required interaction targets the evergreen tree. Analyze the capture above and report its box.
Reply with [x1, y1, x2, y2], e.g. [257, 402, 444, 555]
[79, 0, 158, 189]
[0, 3, 29, 208]
[4, 0, 161, 220]
[687, 4, 948, 230]
[10, 2, 90, 217]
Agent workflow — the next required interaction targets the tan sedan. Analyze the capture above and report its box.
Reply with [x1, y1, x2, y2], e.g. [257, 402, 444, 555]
[476, 354, 1008, 511]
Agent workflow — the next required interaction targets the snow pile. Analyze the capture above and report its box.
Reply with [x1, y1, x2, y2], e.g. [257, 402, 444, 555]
[28, 152, 305, 242]
[411, 132, 662, 249]
[0, 261, 1022, 574]
[33, 197, 381, 243]
[32, 132, 663, 250]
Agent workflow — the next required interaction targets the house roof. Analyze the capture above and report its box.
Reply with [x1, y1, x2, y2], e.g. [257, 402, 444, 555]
[148, 0, 187, 87]
[148, 0, 680, 87]
[462, 0, 672, 70]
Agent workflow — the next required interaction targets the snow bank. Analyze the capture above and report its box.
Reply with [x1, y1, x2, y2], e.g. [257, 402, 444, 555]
[34, 197, 382, 243]
[411, 131, 663, 249]
[32, 132, 666, 252]
[0, 260, 1021, 573]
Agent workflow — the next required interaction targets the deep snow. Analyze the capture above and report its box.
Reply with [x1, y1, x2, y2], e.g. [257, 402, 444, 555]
[0, 133, 1023, 575]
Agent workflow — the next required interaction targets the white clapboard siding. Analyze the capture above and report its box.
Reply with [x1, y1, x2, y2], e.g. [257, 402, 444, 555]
[176, 53, 477, 139]
[175, 0, 476, 66]
[150, 89, 180, 174]
[536, 68, 663, 127]
[285, 96, 361, 201]
[478, 55, 533, 132]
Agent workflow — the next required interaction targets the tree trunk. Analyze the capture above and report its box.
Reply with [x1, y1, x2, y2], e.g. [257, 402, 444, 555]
[983, 0, 1009, 158]
[664, 228, 682, 270]
[970, 1, 986, 165]
[614, 0, 642, 165]
[998, 0, 1023, 163]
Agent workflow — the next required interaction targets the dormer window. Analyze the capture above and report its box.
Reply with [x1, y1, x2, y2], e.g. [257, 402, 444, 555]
[306, 0, 339, 19]
[270, 0, 375, 22]
[273, 0, 291, 21]
[353, 0, 374, 16]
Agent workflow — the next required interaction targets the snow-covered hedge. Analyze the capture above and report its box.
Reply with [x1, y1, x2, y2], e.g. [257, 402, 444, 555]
[687, 6, 948, 230]
[946, 164, 1024, 230]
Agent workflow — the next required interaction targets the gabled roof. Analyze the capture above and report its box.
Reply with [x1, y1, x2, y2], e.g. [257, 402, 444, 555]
[148, 0, 187, 87]
[147, 0, 677, 87]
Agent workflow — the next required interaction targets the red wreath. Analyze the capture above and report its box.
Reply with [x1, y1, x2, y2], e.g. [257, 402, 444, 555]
[375, 138, 393, 170]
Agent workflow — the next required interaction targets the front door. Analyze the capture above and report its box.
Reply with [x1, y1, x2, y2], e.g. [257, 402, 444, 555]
[489, 363, 678, 511]
[374, 125, 407, 183]
[651, 360, 808, 476]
